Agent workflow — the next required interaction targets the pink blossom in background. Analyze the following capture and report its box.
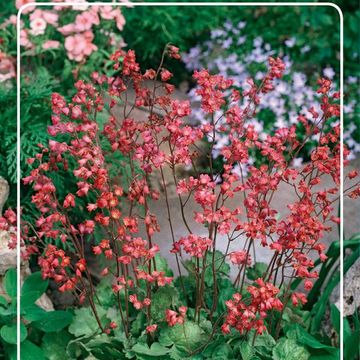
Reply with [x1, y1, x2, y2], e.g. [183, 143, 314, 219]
[0, 52, 15, 83]
[16, 0, 36, 14]
[75, 10, 99, 32]
[30, 17, 47, 36]
[0, 15, 17, 29]
[57, 23, 76, 36]
[64, 31, 97, 62]
[30, 9, 59, 27]
[6, 0, 127, 63]
[115, 11, 126, 31]
[42, 40, 61, 50]
[100, 6, 119, 20]
[20, 29, 33, 49]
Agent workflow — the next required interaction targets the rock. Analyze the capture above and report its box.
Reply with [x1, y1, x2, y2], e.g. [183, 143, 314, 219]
[0, 230, 16, 275]
[0, 176, 9, 215]
[342, 257, 360, 316]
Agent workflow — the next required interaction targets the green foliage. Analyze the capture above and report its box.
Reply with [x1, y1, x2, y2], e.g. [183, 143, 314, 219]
[273, 338, 310, 360]
[68, 307, 106, 338]
[151, 286, 179, 322]
[160, 321, 208, 357]
[246, 262, 267, 281]
[343, 309, 360, 360]
[0, 268, 73, 359]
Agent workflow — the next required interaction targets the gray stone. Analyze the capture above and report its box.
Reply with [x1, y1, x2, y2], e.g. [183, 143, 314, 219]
[0, 230, 17, 275]
[0, 176, 9, 215]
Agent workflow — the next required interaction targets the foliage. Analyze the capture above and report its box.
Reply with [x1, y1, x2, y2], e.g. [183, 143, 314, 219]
[0, 269, 74, 359]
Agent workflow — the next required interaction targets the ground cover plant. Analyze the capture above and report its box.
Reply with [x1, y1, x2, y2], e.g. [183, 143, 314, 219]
[1, 44, 359, 359]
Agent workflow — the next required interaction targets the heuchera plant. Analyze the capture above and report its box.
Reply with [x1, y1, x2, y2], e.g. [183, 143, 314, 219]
[3, 45, 360, 353]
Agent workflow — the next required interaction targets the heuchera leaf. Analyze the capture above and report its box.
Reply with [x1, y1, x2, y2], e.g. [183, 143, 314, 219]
[132, 342, 170, 357]
[21, 340, 46, 360]
[68, 307, 106, 337]
[273, 338, 310, 360]
[4, 268, 17, 298]
[32, 310, 73, 332]
[0, 322, 27, 344]
[21, 272, 48, 297]
[162, 321, 207, 354]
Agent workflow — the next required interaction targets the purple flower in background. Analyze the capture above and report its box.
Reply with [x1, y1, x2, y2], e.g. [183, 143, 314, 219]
[323, 67, 335, 79]
[284, 37, 296, 48]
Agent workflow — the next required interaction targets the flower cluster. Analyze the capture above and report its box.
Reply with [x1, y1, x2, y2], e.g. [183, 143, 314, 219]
[0, 1, 127, 71]
[0, 208, 17, 249]
[165, 306, 187, 327]
[171, 234, 212, 258]
[222, 279, 283, 335]
[16, 44, 359, 342]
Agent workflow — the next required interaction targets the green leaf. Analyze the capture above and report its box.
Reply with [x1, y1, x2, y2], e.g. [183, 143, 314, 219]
[330, 304, 340, 335]
[0, 322, 27, 344]
[246, 262, 267, 281]
[85, 334, 125, 359]
[21, 291, 44, 311]
[161, 321, 207, 354]
[151, 286, 178, 321]
[290, 324, 338, 354]
[204, 251, 230, 286]
[253, 332, 276, 358]
[22, 304, 47, 322]
[68, 307, 105, 337]
[132, 342, 170, 357]
[21, 272, 48, 297]
[41, 331, 72, 360]
[4, 268, 17, 298]
[33, 310, 73, 332]
[254, 332, 276, 348]
[273, 338, 310, 360]
[130, 312, 146, 337]
[21, 340, 46, 360]
[0, 295, 8, 307]
[344, 327, 360, 360]
[239, 341, 256, 360]
[153, 254, 174, 277]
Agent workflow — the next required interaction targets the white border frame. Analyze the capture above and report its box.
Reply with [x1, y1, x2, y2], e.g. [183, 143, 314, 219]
[16, 2, 344, 359]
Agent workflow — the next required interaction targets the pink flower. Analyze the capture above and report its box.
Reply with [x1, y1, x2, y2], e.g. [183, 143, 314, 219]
[57, 23, 76, 36]
[146, 324, 158, 334]
[115, 11, 126, 31]
[42, 11, 59, 26]
[30, 18, 47, 36]
[0, 52, 15, 83]
[63, 194, 75, 208]
[100, 6, 119, 20]
[304, 280, 313, 291]
[16, 0, 35, 13]
[75, 11, 98, 32]
[173, 234, 212, 258]
[30, 10, 59, 27]
[20, 29, 33, 49]
[229, 251, 252, 266]
[165, 307, 187, 326]
[160, 69, 173, 82]
[64, 32, 97, 62]
[42, 40, 60, 50]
